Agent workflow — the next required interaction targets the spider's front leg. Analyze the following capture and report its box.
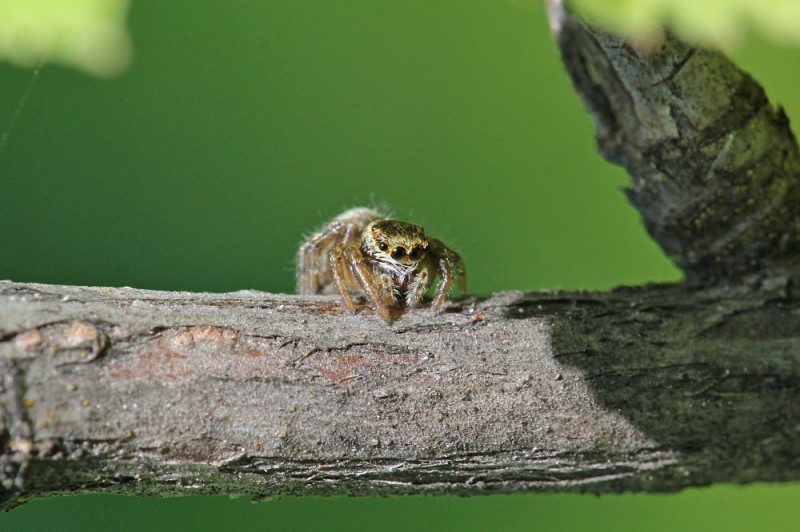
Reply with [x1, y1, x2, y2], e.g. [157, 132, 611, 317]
[430, 239, 466, 312]
[329, 244, 358, 313]
[339, 245, 393, 321]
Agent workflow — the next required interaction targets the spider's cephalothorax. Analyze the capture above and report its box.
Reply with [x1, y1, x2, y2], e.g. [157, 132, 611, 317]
[297, 208, 465, 321]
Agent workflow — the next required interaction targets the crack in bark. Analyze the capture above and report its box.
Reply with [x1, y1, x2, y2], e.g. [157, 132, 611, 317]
[650, 49, 696, 87]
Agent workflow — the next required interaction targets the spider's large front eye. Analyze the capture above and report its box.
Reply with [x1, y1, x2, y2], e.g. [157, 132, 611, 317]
[378, 242, 389, 252]
[391, 247, 406, 259]
[408, 247, 421, 260]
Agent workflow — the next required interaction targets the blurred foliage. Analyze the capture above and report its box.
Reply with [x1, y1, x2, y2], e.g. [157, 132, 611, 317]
[2, 0, 799, 80]
[0, 0, 131, 77]
[570, 0, 800, 49]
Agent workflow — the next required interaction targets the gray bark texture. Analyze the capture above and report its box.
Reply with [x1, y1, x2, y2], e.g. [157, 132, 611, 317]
[2, 1, 800, 510]
[548, 0, 800, 284]
[1, 275, 798, 509]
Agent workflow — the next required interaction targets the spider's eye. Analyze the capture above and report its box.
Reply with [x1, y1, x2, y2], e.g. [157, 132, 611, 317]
[391, 247, 406, 259]
[378, 242, 389, 252]
[408, 247, 421, 260]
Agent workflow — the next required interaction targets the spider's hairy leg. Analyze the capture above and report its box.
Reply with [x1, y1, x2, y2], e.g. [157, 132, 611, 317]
[430, 239, 465, 312]
[342, 245, 393, 321]
[432, 259, 453, 311]
[297, 221, 348, 295]
[456, 258, 467, 294]
[329, 244, 357, 313]
[297, 216, 367, 295]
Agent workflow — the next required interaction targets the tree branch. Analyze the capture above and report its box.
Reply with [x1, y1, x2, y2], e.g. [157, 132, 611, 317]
[1, 277, 799, 508]
[548, 0, 800, 284]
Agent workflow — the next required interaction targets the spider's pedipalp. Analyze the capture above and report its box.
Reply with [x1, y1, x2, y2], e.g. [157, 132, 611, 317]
[405, 268, 429, 308]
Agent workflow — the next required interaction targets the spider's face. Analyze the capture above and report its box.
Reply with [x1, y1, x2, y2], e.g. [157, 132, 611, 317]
[363, 220, 429, 265]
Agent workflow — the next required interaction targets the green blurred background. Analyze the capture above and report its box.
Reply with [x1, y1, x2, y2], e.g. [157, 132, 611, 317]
[1, 1, 798, 530]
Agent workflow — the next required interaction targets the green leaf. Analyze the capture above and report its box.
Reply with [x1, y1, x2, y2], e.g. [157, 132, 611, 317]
[0, 0, 132, 77]
[569, 0, 800, 49]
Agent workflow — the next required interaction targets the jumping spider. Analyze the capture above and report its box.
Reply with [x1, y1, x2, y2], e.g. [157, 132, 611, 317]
[297, 207, 466, 320]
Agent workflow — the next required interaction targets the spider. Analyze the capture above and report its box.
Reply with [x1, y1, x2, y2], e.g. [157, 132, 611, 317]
[297, 207, 466, 321]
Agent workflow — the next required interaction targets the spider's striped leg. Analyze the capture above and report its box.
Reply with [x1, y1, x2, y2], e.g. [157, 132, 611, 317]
[329, 244, 357, 313]
[430, 239, 465, 312]
[342, 245, 393, 321]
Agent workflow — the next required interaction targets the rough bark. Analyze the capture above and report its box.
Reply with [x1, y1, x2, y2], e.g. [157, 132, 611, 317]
[0, 276, 798, 509]
[548, 0, 800, 284]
